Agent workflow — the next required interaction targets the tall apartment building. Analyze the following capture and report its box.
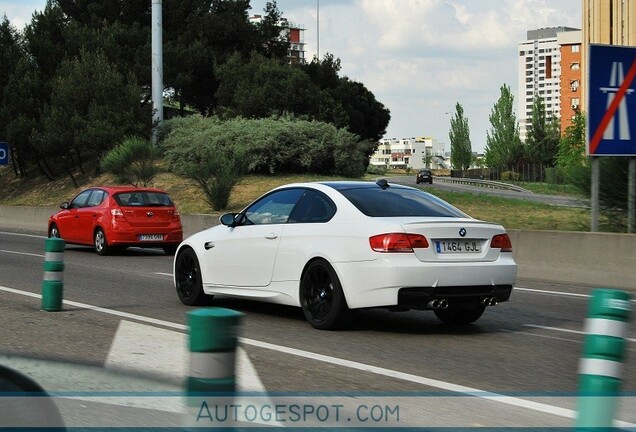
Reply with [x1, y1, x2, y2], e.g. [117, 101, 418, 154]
[558, 30, 583, 135]
[581, 0, 636, 109]
[248, 16, 306, 64]
[517, 27, 580, 140]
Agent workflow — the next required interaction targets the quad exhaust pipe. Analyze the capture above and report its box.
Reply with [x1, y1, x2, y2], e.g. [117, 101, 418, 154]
[482, 297, 498, 306]
[427, 299, 449, 310]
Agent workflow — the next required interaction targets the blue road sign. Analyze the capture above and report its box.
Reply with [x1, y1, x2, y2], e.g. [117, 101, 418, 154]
[587, 44, 636, 156]
[0, 142, 9, 166]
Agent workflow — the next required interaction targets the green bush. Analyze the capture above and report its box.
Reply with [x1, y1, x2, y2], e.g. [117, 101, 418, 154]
[500, 171, 520, 181]
[100, 136, 159, 186]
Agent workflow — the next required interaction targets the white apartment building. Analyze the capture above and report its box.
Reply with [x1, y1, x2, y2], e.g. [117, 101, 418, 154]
[370, 137, 449, 170]
[517, 27, 579, 140]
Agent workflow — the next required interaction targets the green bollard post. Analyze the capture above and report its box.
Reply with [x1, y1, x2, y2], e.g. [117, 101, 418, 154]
[41, 237, 65, 312]
[185, 308, 243, 428]
[575, 288, 632, 430]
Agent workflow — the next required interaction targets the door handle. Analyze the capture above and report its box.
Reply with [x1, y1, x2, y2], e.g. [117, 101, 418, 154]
[265, 233, 278, 240]
[204, 241, 215, 250]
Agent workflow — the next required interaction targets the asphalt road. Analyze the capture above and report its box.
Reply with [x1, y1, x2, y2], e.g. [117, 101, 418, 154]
[389, 176, 590, 208]
[1, 230, 634, 429]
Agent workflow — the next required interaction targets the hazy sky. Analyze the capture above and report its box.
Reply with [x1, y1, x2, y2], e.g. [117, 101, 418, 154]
[2, 0, 582, 152]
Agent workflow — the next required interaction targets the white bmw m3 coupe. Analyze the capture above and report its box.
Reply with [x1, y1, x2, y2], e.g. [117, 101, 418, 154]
[174, 180, 517, 330]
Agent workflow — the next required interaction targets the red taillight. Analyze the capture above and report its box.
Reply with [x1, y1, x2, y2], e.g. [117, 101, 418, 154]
[369, 233, 429, 253]
[491, 233, 512, 252]
[111, 208, 126, 221]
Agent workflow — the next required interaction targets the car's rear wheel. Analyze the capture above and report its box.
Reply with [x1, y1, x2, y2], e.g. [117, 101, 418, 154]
[94, 228, 111, 256]
[175, 247, 209, 306]
[434, 304, 485, 325]
[49, 224, 60, 238]
[300, 259, 351, 330]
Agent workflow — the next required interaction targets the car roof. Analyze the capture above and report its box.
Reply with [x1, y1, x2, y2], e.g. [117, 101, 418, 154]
[83, 186, 169, 194]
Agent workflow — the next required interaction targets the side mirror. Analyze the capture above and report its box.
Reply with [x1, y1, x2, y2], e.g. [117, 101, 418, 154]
[60, 202, 69, 210]
[220, 213, 238, 227]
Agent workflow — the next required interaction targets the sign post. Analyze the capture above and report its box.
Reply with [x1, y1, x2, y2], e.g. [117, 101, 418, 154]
[586, 44, 636, 232]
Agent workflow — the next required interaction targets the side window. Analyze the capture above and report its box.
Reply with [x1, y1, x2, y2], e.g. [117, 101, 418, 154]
[288, 190, 336, 223]
[243, 189, 304, 225]
[86, 190, 105, 207]
[70, 190, 92, 209]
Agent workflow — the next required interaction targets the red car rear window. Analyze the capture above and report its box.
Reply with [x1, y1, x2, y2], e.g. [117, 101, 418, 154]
[114, 192, 173, 207]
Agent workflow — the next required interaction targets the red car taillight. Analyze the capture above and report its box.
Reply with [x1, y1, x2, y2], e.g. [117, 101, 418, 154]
[111, 208, 127, 221]
[369, 233, 429, 253]
[491, 233, 513, 252]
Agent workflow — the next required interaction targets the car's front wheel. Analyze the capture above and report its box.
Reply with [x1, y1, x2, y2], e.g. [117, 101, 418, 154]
[94, 228, 111, 256]
[175, 247, 209, 306]
[49, 224, 60, 238]
[300, 259, 351, 330]
[434, 304, 485, 325]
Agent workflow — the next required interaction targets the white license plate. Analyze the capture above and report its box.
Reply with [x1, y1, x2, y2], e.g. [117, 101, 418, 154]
[139, 234, 164, 241]
[435, 240, 481, 254]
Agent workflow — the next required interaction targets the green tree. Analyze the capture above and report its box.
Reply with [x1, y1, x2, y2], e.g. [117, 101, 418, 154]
[484, 84, 523, 168]
[449, 102, 472, 171]
[525, 95, 560, 167]
[36, 49, 145, 177]
[216, 52, 322, 119]
[557, 110, 586, 168]
[101, 136, 159, 186]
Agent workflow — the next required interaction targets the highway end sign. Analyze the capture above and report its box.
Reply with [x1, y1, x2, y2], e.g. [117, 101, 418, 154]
[587, 44, 636, 156]
[0, 142, 9, 166]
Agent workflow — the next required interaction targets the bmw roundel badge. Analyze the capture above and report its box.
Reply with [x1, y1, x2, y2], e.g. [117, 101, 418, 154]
[459, 228, 467, 237]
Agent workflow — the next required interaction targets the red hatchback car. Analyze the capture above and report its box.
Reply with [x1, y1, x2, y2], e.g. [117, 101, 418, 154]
[48, 186, 183, 255]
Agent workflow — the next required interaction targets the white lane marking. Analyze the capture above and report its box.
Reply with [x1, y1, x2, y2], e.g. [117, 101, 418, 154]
[155, 272, 173, 277]
[106, 320, 268, 393]
[502, 329, 580, 344]
[525, 324, 636, 343]
[514, 287, 590, 298]
[0, 249, 44, 258]
[2, 285, 635, 427]
[0, 231, 46, 239]
[515, 286, 636, 303]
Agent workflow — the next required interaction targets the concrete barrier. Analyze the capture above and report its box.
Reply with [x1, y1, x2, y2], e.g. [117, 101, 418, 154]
[1, 205, 635, 290]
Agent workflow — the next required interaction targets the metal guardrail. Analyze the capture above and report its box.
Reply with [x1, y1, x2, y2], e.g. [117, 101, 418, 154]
[434, 176, 533, 193]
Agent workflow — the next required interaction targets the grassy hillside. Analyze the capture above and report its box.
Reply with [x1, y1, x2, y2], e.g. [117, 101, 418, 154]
[0, 167, 591, 231]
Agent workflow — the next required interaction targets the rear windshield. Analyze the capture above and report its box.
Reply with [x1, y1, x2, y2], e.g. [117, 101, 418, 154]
[338, 187, 468, 218]
[114, 191, 173, 207]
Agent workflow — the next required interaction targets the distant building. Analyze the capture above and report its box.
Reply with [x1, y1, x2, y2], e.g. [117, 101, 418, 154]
[370, 137, 448, 170]
[249, 15, 306, 64]
[558, 30, 582, 135]
[517, 26, 580, 140]
[581, 0, 636, 109]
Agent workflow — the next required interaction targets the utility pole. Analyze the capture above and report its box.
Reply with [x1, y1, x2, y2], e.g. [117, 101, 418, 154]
[151, 0, 164, 145]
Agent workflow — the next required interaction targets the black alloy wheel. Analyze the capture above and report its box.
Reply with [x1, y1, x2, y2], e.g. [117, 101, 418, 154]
[300, 259, 350, 330]
[175, 247, 208, 306]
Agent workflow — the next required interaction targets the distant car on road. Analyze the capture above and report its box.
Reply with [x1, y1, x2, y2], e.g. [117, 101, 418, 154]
[174, 180, 516, 330]
[48, 186, 183, 255]
[416, 169, 433, 184]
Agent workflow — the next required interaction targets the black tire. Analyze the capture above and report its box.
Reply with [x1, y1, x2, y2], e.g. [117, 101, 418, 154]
[94, 228, 111, 256]
[429, 179, 433, 184]
[175, 247, 209, 306]
[163, 245, 178, 256]
[300, 259, 351, 330]
[48, 224, 60, 238]
[434, 305, 486, 325]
